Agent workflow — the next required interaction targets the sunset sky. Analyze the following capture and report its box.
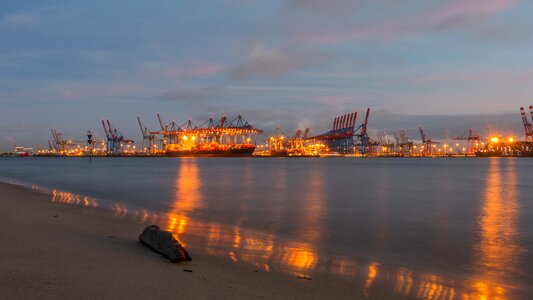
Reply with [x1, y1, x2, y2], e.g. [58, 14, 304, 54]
[1, 0, 533, 150]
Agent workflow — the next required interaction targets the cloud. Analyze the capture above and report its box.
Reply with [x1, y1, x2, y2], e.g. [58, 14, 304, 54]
[0, 125, 31, 133]
[430, 0, 519, 31]
[0, 51, 45, 68]
[287, 0, 362, 14]
[56, 82, 147, 100]
[289, 0, 520, 44]
[160, 86, 226, 102]
[3, 12, 40, 26]
[2, 136, 16, 143]
[139, 61, 225, 81]
[230, 43, 332, 80]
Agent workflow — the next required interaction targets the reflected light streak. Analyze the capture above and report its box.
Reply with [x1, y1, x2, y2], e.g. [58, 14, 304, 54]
[278, 244, 317, 273]
[165, 159, 203, 242]
[276, 166, 324, 276]
[364, 262, 378, 297]
[295, 167, 325, 243]
[470, 159, 522, 299]
[51, 189, 98, 208]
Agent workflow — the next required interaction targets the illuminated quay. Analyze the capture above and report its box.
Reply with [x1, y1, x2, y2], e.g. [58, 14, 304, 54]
[8, 105, 533, 158]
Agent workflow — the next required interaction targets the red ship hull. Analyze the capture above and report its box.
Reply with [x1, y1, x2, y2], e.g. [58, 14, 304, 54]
[165, 144, 256, 157]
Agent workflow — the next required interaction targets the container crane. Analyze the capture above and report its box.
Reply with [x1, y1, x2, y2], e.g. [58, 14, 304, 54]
[399, 129, 414, 156]
[303, 128, 310, 139]
[393, 131, 401, 154]
[156, 113, 180, 144]
[354, 108, 378, 155]
[453, 129, 481, 155]
[137, 115, 155, 153]
[50, 129, 71, 152]
[102, 119, 134, 155]
[419, 126, 436, 156]
[529, 105, 533, 141]
[520, 107, 533, 142]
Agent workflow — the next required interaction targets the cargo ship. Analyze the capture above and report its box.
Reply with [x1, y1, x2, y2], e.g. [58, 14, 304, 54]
[475, 141, 533, 157]
[165, 143, 256, 157]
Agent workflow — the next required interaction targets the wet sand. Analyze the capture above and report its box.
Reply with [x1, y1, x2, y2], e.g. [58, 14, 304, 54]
[0, 182, 378, 299]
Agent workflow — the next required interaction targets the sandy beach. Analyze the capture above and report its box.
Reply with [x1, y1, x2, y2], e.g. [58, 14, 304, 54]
[0, 182, 374, 299]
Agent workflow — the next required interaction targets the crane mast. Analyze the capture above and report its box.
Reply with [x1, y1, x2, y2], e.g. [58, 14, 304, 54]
[419, 126, 433, 156]
[520, 107, 533, 142]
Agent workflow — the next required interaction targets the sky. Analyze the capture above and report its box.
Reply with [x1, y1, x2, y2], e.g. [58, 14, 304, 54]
[1, 0, 533, 150]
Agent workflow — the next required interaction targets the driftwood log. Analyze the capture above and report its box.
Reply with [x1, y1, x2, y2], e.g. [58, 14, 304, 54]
[138, 225, 191, 262]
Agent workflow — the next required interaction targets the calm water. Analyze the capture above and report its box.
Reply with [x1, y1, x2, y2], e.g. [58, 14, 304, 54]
[1, 157, 532, 299]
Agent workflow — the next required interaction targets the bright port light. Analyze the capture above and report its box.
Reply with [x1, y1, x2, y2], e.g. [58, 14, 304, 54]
[490, 137, 499, 143]
[183, 136, 188, 141]
[508, 137, 515, 143]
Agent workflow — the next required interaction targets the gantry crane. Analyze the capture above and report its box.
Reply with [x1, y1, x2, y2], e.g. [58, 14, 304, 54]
[102, 119, 134, 155]
[157, 113, 179, 145]
[453, 128, 481, 155]
[49, 129, 77, 153]
[521, 107, 533, 142]
[419, 126, 438, 156]
[399, 129, 414, 156]
[137, 115, 155, 153]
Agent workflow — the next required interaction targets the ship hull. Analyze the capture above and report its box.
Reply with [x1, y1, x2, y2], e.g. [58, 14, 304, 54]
[475, 151, 533, 157]
[165, 147, 256, 157]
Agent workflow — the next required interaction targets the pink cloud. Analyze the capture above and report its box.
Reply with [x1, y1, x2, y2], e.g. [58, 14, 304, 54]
[415, 68, 533, 85]
[188, 61, 225, 77]
[436, 0, 518, 20]
[317, 96, 354, 106]
[57, 82, 147, 99]
[292, 0, 520, 44]
[139, 61, 225, 81]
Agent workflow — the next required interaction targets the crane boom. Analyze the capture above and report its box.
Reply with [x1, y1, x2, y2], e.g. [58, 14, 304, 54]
[101, 120, 108, 139]
[393, 131, 400, 145]
[303, 128, 310, 139]
[219, 115, 227, 128]
[294, 129, 302, 139]
[137, 115, 147, 136]
[157, 113, 166, 131]
[351, 112, 358, 128]
[520, 107, 533, 141]
[419, 126, 426, 143]
[530, 105, 533, 125]
[362, 108, 370, 135]
[107, 119, 116, 139]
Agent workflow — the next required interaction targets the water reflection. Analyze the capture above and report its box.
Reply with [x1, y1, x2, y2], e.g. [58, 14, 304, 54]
[51, 189, 98, 208]
[394, 268, 414, 297]
[364, 262, 378, 297]
[5, 157, 529, 299]
[165, 159, 203, 240]
[285, 166, 325, 275]
[469, 158, 522, 299]
[478, 159, 521, 273]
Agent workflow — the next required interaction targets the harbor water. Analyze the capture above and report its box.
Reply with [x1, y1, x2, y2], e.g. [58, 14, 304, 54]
[1, 157, 532, 299]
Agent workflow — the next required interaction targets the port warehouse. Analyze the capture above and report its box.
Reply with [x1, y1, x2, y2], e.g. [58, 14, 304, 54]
[10, 105, 533, 158]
